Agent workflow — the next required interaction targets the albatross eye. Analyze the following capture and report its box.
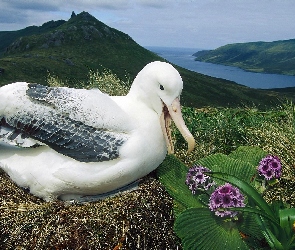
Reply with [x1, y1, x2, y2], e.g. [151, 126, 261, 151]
[159, 84, 164, 90]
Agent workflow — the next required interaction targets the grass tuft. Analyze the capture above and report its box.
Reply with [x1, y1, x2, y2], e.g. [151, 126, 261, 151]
[47, 69, 130, 95]
[87, 68, 130, 96]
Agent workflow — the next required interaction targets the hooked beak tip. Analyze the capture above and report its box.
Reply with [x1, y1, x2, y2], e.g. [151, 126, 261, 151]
[187, 136, 196, 153]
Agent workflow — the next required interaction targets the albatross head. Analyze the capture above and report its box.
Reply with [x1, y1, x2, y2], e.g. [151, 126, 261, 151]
[129, 61, 195, 154]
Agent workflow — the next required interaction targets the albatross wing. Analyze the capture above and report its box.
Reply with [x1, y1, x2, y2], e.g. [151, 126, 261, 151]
[0, 82, 132, 162]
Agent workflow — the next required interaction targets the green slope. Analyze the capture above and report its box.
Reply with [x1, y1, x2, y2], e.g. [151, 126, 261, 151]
[194, 39, 295, 76]
[0, 12, 292, 108]
[0, 20, 66, 56]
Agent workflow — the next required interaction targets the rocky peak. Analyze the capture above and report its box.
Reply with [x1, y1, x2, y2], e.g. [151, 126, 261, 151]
[70, 11, 76, 19]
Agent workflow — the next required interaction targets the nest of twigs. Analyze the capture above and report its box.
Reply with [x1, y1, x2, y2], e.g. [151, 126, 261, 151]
[0, 169, 182, 249]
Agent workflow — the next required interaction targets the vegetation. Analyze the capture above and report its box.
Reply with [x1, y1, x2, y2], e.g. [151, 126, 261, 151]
[157, 102, 295, 249]
[157, 101, 295, 249]
[0, 171, 180, 249]
[159, 149, 295, 249]
[0, 20, 66, 56]
[47, 68, 130, 96]
[174, 102, 295, 175]
[193, 39, 295, 76]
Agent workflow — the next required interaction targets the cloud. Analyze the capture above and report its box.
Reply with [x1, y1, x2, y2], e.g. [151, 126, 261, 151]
[0, 9, 27, 24]
[0, 0, 127, 30]
[60, 0, 130, 11]
[0, 0, 294, 48]
[2, 0, 58, 11]
[2, 0, 131, 11]
[135, 0, 170, 9]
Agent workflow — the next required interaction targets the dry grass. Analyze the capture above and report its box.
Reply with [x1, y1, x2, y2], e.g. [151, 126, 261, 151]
[0, 170, 181, 249]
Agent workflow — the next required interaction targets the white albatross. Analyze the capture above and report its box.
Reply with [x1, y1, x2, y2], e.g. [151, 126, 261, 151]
[0, 61, 195, 201]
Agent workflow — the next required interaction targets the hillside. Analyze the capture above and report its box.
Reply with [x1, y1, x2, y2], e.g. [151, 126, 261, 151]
[0, 20, 66, 56]
[194, 39, 295, 76]
[0, 11, 292, 108]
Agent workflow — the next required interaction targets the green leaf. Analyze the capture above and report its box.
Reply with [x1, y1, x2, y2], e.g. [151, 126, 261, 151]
[238, 212, 266, 245]
[256, 215, 284, 250]
[196, 153, 257, 185]
[279, 208, 295, 238]
[157, 155, 204, 214]
[228, 206, 279, 227]
[228, 146, 268, 166]
[174, 208, 250, 250]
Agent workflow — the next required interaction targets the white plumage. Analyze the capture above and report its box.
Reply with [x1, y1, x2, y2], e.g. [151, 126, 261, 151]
[0, 61, 195, 201]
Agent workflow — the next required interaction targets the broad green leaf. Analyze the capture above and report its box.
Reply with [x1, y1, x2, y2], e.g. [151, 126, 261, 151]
[174, 208, 250, 250]
[238, 212, 266, 245]
[195, 153, 257, 185]
[157, 155, 204, 213]
[256, 215, 284, 250]
[228, 146, 268, 166]
[279, 208, 295, 237]
[228, 207, 279, 227]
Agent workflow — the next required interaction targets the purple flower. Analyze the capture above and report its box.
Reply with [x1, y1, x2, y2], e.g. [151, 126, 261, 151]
[209, 183, 245, 217]
[258, 155, 282, 180]
[185, 165, 215, 194]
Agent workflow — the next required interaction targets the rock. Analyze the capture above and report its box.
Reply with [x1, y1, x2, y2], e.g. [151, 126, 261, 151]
[67, 26, 77, 31]
[64, 58, 74, 66]
[71, 11, 76, 19]
[40, 43, 49, 49]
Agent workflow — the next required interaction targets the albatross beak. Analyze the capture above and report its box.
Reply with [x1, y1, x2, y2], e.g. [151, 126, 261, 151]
[160, 98, 195, 154]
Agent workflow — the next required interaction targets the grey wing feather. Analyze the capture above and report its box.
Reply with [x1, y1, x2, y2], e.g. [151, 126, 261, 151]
[0, 83, 129, 162]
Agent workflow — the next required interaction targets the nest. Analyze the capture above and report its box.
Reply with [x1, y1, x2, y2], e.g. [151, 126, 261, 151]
[0, 170, 182, 249]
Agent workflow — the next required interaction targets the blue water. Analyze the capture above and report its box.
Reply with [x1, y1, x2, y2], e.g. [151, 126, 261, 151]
[146, 46, 295, 89]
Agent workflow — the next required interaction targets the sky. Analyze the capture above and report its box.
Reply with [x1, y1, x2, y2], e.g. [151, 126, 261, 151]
[0, 0, 294, 49]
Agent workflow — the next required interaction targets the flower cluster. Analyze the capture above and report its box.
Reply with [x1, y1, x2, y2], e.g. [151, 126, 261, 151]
[185, 165, 215, 194]
[186, 154, 282, 219]
[209, 183, 245, 217]
[258, 155, 282, 180]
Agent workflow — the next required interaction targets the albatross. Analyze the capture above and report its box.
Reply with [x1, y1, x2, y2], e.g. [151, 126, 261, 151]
[0, 61, 195, 201]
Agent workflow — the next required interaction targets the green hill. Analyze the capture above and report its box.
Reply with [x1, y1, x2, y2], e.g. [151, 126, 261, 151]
[194, 39, 295, 76]
[0, 12, 158, 86]
[0, 12, 293, 108]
